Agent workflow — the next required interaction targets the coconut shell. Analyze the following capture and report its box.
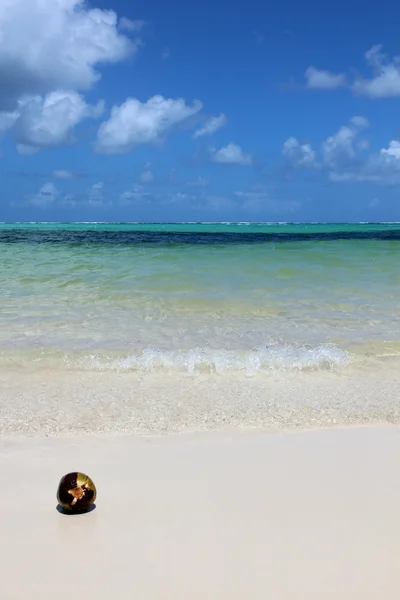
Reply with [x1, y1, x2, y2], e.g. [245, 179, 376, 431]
[57, 472, 97, 513]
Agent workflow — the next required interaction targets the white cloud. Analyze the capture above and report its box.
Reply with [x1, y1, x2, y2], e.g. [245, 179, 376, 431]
[380, 140, 400, 160]
[282, 137, 316, 167]
[328, 159, 400, 184]
[282, 117, 368, 171]
[120, 184, 154, 205]
[353, 45, 400, 98]
[12, 91, 103, 150]
[327, 143, 400, 183]
[27, 182, 59, 207]
[139, 169, 154, 183]
[284, 116, 400, 185]
[0, 0, 137, 112]
[305, 46, 400, 99]
[193, 113, 227, 139]
[305, 67, 346, 89]
[211, 143, 253, 166]
[23, 180, 113, 209]
[322, 117, 369, 167]
[96, 95, 202, 154]
[88, 181, 109, 206]
[53, 169, 74, 180]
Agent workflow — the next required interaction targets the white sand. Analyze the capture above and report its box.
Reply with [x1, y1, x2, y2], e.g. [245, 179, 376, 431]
[1, 426, 400, 599]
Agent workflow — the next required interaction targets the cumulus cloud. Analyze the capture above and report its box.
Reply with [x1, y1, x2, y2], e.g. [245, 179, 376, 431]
[283, 117, 368, 171]
[27, 182, 59, 207]
[305, 46, 400, 99]
[22, 179, 113, 209]
[120, 184, 154, 205]
[353, 45, 400, 98]
[11, 91, 103, 150]
[321, 116, 369, 167]
[327, 151, 400, 183]
[305, 67, 346, 90]
[210, 143, 253, 166]
[282, 137, 317, 167]
[380, 140, 400, 160]
[0, 0, 138, 112]
[88, 181, 110, 207]
[193, 113, 227, 139]
[96, 95, 203, 154]
[0, 1, 143, 151]
[283, 116, 400, 184]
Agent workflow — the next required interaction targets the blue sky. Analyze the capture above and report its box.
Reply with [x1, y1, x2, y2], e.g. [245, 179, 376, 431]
[1, 0, 400, 222]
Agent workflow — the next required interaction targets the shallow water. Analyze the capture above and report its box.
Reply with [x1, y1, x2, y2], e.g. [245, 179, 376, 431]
[1, 223, 399, 375]
[1, 222, 399, 435]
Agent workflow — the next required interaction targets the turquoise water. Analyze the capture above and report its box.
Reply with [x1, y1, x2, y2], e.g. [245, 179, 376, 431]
[2, 221, 400, 232]
[1, 222, 400, 374]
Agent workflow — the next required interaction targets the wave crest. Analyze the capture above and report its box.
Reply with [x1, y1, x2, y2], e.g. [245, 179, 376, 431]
[80, 343, 349, 375]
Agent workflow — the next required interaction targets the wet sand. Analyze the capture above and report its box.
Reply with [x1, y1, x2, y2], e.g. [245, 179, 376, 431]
[1, 358, 400, 435]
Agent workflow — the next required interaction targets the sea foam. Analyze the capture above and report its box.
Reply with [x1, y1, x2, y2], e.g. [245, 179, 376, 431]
[80, 343, 349, 375]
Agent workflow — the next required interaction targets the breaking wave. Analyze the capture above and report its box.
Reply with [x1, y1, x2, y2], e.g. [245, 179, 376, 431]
[82, 344, 349, 375]
[0, 343, 349, 375]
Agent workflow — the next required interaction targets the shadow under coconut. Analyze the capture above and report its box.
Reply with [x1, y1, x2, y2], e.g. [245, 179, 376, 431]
[56, 503, 97, 515]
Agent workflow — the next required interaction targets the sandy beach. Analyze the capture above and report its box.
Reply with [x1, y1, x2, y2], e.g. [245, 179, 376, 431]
[1, 426, 400, 599]
[1, 224, 400, 598]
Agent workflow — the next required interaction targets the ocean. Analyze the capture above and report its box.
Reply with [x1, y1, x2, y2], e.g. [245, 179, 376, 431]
[1, 222, 400, 435]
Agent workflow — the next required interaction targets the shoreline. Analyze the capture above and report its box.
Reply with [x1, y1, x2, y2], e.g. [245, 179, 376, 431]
[1, 357, 400, 436]
[1, 426, 400, 599]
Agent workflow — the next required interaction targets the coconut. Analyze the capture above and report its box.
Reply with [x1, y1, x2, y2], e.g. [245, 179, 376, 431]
[57, 472, 97, 513]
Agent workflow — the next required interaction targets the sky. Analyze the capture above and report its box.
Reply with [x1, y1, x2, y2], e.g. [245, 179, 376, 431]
[1, 0, 400, 222]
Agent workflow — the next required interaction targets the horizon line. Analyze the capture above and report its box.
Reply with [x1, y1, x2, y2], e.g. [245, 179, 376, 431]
[1, 221, 400, 225]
